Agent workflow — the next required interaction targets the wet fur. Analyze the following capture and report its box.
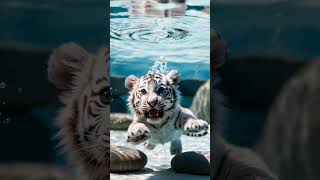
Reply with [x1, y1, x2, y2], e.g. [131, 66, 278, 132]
[125, 71, 209, 155]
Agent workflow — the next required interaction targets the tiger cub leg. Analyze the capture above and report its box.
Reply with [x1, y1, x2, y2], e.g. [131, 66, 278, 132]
[176, 108, 209, 133]
[144, 140, 156, 150]
[127, 122, 150, 144]
[183, 119, 209, 132]
[170, 139, 182, 155]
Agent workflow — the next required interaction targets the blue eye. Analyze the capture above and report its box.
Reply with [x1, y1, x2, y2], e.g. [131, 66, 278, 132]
[158, 87, 165, 94]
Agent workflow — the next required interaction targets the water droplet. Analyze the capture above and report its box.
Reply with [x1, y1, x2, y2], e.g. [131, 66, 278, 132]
[2, 102, 6, 105]
[0, 82, 6, 89]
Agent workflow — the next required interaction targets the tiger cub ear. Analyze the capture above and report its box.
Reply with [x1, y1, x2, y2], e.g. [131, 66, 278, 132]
[166, 70, 180, 85]
[125, 75, 138, 91]
[48, 42, 90, 91]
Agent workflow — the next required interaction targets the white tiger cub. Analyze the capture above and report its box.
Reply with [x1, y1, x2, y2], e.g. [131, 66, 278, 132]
[125, 71, 209, 155]
[48, 43, 110, 180]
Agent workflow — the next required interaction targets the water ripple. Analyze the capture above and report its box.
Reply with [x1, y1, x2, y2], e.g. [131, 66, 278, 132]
[111, 16, 209, 63]
[111, 0, 210, 78]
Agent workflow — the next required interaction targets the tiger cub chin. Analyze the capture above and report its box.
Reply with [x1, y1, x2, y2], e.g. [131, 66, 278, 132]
[125, 70, 209, 155]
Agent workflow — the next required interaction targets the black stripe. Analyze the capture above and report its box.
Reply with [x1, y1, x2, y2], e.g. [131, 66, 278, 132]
[83, 125, 96, 142]
[93, 100, 104, 108]
[172, 88, 177, 99]
[149, 123, 157, 129]
[96, 77, 108, 84]
[174, 110, 181, 129]
[81, 94, 88, 130]
[88, 104, 100, 118]
[159, 116, 170, 128]
[166, 104, 176, 111]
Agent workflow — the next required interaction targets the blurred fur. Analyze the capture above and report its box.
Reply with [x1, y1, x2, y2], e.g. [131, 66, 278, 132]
[48, 43, 110, 180]
[257, 60, 320, 180]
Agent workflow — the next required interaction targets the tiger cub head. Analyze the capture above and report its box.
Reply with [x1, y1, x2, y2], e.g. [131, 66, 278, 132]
[125, 70, 180, 125]
[48, 43, 110, 179]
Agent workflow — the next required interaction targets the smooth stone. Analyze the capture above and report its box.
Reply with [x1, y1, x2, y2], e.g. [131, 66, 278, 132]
[110, 146, 148, 173]
[190, 80, 210, 122]
[171, 151, 210, 175]
[111, 113, 132, 130]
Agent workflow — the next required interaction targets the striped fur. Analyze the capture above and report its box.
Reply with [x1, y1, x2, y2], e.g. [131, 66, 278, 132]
[125, 71, 209, 155]
[48, 43, 110, 180]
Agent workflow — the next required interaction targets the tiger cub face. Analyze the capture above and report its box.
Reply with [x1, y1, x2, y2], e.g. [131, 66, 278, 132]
[48, 43, 110, 180]
[125, 70, 180, 125]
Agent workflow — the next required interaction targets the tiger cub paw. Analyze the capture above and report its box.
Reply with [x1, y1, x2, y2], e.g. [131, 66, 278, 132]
[144, 140, 156, 150]
[127, 123, 150, 144]
[184, 119, 209, 132]
[170, 140, 182, 155]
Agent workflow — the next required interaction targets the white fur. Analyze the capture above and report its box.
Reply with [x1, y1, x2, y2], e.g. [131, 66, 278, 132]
[126, 72, 209, 155]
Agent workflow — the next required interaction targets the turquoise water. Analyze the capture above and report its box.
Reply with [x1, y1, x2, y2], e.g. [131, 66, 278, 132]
[110, 0, 210, 80]
[0, 0, 106, 50]
[1, 1, 319, 60]
[214, 2, 320, 59]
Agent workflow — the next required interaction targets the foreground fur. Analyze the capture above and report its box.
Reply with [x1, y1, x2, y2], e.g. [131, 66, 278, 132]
[125, 71, 208, 155]
[257, 60, 320, 180]
[48, 43, 110, 180]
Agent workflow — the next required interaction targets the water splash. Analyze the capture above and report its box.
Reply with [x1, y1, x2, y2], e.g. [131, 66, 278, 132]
[111, 18, 190, 43]
[148, 57, 169, 74]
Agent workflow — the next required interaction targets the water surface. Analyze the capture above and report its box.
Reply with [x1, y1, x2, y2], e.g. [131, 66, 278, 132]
[110, 0, 210, 79]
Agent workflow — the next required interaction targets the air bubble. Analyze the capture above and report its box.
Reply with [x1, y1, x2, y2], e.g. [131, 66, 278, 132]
[4, 118, 11, 124]
[17, 88, 23, 93]
[0, 82, 6, 89]
[148, 57, 169, 74]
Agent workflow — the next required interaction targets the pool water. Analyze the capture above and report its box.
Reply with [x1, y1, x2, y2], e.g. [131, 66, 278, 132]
[111, 129, 210, 170]
[110, 0, 210, 173]
[110, 0, 210, 79]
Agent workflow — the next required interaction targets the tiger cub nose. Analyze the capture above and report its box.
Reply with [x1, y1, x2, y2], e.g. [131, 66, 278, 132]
[147, 99, 158, 107]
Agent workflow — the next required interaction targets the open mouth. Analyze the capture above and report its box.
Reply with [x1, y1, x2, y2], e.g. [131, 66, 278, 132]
[146, 109, 164, 118]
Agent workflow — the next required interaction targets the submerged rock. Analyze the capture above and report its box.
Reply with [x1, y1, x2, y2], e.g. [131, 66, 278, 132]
[171, 151, 210, 175]
[111, 113, 132, 130]
[110, 146, 148, 173]
[190, 80, 210, 122]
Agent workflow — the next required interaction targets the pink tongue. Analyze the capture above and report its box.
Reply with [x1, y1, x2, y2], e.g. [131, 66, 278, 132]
[149, 110, 159, 117]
